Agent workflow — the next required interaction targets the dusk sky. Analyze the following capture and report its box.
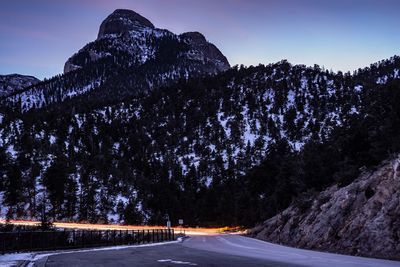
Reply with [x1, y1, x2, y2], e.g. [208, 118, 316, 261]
[1, 0, 399, 79]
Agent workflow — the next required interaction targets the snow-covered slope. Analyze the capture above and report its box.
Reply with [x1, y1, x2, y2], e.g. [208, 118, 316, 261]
[1, 57, 400, 224]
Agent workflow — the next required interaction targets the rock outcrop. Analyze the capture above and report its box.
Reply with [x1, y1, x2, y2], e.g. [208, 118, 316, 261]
[249, 156, 400, 260]
[180, 32, 229, 72]
[97, 9, 154, 39]
[64, 9, 229, 74]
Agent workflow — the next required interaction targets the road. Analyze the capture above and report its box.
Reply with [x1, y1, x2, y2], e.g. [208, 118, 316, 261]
[38, 235, 400, 267]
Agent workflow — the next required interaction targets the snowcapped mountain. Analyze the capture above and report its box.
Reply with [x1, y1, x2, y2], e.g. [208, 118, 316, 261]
[0, 74, 39, 97]
[1, 9, 229, 112]
[1, 8, 400, 230]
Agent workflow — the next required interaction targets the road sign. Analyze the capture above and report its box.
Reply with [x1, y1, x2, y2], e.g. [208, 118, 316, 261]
[178, 219, 183, 225]
[167, 221, 171, 229]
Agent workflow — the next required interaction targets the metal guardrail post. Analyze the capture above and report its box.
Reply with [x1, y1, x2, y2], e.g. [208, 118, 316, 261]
[81, 231, 85, 248]
[16, 231, 20, 252]
[73, 230, 76, 248]
[1, 233, 4, 254]
[53, 231, 56, 250]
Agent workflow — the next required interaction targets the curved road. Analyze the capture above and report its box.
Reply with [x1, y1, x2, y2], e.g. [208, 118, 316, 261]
[40, 235, 400, 267]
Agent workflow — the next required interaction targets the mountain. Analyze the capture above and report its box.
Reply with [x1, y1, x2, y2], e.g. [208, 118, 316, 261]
[1, 9, 229, 112]
[249, 155, 400, 260]
[2, 8, 400, 237]
[65, 9, 229, 74]
[0, 74, 39, 97]
[1, 55, 400, 226]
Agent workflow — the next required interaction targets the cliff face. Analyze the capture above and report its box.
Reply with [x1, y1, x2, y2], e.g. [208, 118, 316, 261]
[250, 156, 400, 260]
[64, 9, 229, 75]
[97, 9, 155, 39]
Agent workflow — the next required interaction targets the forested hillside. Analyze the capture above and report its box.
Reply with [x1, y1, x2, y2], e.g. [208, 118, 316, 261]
[1, 55, 400, 226]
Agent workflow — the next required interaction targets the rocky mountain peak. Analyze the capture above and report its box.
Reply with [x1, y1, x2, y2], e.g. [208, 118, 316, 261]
[64, 8, 230, 79]
[180, 31, 230, 72]
[97, 9, 155, 39]
[180, 32, 207, 43]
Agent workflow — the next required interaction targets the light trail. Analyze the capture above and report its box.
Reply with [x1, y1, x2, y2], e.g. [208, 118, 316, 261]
[0, 219, 240, 235]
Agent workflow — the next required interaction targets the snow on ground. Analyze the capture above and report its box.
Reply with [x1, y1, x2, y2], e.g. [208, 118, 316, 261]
[217, 111, 232, 138]
[113, 142, 120, 151]
[394, 69, 399, 79]
[116, 194, 129, 204]
[6, 145, 17, 159]
[205, 176, 213, 187]
[300, 76, 308, 90]
[354, 85, 363, 92]
[17, 90, 46, 112]
[74, 114, 84, 128]
[241, 106, 258, 146]
[0, 253, 34, 267]
[377, 75, 388, 84]
[49, 135, 56, 145]
[65, 81, 100, 99]
[107, 194, 130, 222]
[327, 80, 336, 96]
[107, 212, 120, 223]
[0, 241, 179, 267]
[286, 89, 296, 107]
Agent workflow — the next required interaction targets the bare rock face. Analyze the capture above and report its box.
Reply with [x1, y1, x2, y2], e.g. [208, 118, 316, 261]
[63, 58, 81, 73]
[249, 156, 400, 260]
[64, 9, 230, 75]
[180, 32, 230, 72]
[97, 9, 154, 39]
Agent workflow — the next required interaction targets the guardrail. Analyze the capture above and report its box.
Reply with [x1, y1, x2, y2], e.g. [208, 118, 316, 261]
[0, 229, 175, 254]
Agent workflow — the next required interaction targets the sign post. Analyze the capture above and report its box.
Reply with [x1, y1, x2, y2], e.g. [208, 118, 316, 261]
[178, 219, 183, 234]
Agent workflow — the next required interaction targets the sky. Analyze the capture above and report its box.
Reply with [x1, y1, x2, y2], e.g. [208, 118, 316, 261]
[1, 0, 399, 79]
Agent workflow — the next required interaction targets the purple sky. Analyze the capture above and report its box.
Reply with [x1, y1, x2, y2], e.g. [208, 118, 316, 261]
[1, 0, 400, 79]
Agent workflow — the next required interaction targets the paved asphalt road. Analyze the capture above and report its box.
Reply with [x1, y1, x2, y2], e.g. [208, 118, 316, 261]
[40, 235, 400, 267]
